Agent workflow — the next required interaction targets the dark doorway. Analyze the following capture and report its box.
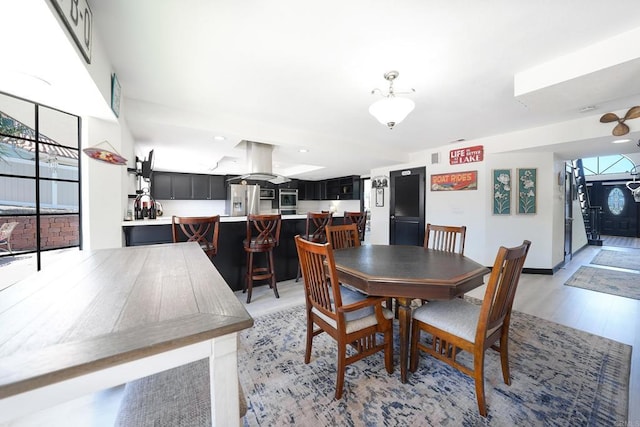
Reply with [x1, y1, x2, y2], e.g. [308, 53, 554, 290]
[564, 163, 573, 263]
[389, 167, 425, 245]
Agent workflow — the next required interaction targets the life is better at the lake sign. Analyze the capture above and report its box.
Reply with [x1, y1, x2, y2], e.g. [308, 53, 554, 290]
[449, 145, 484, 165]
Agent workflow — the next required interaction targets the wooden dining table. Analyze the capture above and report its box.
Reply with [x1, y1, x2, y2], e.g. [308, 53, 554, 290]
[0, 242, 253, 425]
[332, 244, 490, 383]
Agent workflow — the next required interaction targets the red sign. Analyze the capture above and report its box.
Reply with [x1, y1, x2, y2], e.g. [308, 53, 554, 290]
[449, 145, 484, 165]
[430, 171, 478, 191]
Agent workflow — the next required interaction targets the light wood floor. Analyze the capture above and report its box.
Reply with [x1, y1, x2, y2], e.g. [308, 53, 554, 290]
[2, 238, 638, 426]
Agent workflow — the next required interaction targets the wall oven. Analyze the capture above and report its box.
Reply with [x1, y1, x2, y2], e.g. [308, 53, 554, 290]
[279, 189, 298, 215]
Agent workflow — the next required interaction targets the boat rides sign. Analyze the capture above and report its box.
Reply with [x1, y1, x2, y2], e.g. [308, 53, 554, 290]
[449, 145, 483, 165]
[431, 171, 478, 191]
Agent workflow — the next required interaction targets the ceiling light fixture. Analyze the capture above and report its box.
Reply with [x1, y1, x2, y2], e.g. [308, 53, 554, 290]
[369, 71, 415, 129]
[612, 138, 631, 144]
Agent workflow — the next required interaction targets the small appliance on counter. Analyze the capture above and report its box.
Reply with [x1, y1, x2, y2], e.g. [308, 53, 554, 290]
[226, 182, 260, 216]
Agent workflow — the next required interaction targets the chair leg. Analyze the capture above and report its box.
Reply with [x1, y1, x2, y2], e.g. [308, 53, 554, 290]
[245, 252, 253, 304]
[304, 314, 314, 364]
[499, 329, 511, 385]
[409, 319, 420, 372]
[473, 352, 487, 417]
[384, 329, 394, 374]
[268, 250, 279, 298]
[335, 344, 346, 399]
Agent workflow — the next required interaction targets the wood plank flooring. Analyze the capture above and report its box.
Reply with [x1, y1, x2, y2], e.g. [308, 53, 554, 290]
[1, 238, 638, 425]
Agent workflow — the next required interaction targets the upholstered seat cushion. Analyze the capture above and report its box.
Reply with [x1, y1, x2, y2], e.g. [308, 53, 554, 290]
[312, 286, 393, 334]
[412, 298, 481, 343]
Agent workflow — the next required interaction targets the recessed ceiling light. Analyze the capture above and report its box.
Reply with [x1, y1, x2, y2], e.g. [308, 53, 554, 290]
[213, 135, 225, 141]
[612, 138, 631, 144]
[579, 105, 597, 113]
[299, 148, 309, 153]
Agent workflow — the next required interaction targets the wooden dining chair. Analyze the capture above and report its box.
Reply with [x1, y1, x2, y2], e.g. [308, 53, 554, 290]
[296, 212, 333, 281]
[343, 211, 367, 241]
[423, 223, 467, 255]
[171, 215, 220, 259]
[325, 223, 360, 250]
[409, 240, 531, 417]
[294, 235, 394, 399]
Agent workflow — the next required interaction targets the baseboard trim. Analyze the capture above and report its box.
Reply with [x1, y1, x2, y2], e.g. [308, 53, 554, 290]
[523, 267, 554, 275]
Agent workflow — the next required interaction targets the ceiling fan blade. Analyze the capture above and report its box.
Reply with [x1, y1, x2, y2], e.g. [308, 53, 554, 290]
[612, 122, 630, 136]
[599, 112, 619, 123]
[624, 105, 640, 120]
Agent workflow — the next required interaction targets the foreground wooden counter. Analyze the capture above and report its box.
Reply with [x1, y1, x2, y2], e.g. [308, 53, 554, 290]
[0, 242, 253, 425]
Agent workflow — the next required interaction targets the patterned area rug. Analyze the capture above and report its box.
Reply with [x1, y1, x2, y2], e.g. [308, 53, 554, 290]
[565, 265, 640, 300]
[590, 249, 640, 271]
[239, 304, 630, 426]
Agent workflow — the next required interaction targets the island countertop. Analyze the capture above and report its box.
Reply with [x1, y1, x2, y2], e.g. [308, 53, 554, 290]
[122, 214, 312, 227]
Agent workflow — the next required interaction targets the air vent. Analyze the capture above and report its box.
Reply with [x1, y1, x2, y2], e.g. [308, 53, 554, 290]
[431, 152, 440, 164]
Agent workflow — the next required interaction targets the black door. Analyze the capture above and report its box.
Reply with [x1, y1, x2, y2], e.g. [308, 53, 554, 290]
[590, 182, 639, 237]
[389, 167, 425, 245]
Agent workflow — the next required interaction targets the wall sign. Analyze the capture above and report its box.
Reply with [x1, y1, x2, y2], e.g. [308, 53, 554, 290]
[111, 74, 122, 117]
[50, 0, 93, 64]
[431, 171, 478, 191]
[449, 145, 484, 165]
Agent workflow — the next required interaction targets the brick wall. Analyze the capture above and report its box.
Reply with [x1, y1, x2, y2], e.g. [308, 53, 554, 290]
[0, 215, 79, 252]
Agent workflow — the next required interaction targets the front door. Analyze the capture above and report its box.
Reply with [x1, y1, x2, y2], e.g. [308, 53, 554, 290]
[590, 182, 639, 237]
[389, 167, 425, 245]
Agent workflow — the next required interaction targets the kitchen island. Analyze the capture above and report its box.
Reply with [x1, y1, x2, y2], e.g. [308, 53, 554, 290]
[0, 242, 253, 424]
[122, 214, 337, 291]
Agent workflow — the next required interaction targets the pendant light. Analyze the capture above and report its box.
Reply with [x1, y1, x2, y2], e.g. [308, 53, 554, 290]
[369, 71, 415, 129]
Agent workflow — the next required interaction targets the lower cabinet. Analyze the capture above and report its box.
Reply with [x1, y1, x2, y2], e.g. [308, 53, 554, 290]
[123, 219, 306, 292]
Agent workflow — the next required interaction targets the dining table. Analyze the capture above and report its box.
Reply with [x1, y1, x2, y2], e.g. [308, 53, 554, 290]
[332, 244, 490, 383]
[0, 242, 253, 425]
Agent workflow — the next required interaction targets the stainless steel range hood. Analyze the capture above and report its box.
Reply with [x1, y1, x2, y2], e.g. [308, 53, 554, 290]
[227, 141, 290, 184]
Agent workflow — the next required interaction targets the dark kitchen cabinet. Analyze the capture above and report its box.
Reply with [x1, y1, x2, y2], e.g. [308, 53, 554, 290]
[152, 172, 227, 200]
[299, 180, 320, 200]
[326, 175, 360, 200]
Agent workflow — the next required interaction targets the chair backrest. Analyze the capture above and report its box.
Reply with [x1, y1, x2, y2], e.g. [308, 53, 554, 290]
[171, 215, 220, 258]
[423, 223, 467, 255]
[0, 222, 18, 240]
[476, 240, 531, 342]
[325, 224, 361, 250]
[304, 211, 333, 243]
[246, 214, 282, 248]
[343, 211, 367, 241]
[295, 235, 343, 321]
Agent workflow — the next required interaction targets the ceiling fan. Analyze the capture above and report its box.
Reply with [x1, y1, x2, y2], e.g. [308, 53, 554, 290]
[599, 106, 640, 136]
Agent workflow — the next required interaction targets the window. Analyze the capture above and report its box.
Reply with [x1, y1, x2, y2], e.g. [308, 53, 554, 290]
[0, 91, 81, 274]
[582, 155, 635, 176]
[607, 188, 625, 216]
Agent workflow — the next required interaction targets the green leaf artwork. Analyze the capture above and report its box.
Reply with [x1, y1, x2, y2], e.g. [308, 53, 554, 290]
[493, 169, 511, 215]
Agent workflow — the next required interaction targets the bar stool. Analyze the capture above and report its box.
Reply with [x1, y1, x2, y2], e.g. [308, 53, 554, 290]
[296, 211, 333, 281]
[171, 215, 220, 260]
[343, 211, 367, 242]
[243, 214, 282, 303]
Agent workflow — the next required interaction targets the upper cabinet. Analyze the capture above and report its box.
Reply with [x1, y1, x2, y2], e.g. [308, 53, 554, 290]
[299, 176, 360, 200]
[152, 172, 227, 200]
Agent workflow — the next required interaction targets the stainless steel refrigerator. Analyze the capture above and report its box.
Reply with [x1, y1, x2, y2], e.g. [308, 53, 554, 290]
[226, 184, 260, 216]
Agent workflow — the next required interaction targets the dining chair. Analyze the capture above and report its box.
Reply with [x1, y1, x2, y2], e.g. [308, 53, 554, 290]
[325, 223, 360, 249]
[296, 211, 333, 281]
[0, 222, 19, 253]
[343, 211, 367, 241]
[171, 215, 220, 260]
[244, 214, 282, 303]
[423, 223, 467, 254]
[409, 240, 531, 417]
[294, 235, 394, 399]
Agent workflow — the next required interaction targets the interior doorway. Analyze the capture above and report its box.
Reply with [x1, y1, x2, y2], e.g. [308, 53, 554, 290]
[389, 167, 425, 245]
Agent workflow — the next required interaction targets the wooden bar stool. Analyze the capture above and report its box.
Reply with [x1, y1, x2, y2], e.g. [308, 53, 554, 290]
[296, 211, 333, 281]
[343, 211, 367, 241]
[171, 215, 220, 260]
[244, 214, 282, 304]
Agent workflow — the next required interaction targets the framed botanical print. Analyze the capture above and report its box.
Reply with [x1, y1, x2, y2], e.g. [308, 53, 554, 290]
[492, 169, 511, 215]
[375, 188, 384, 207]
[517, 168, 537, 214]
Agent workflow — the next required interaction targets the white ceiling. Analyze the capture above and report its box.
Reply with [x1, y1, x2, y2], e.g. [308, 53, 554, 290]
[4, 1, 640, 179]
